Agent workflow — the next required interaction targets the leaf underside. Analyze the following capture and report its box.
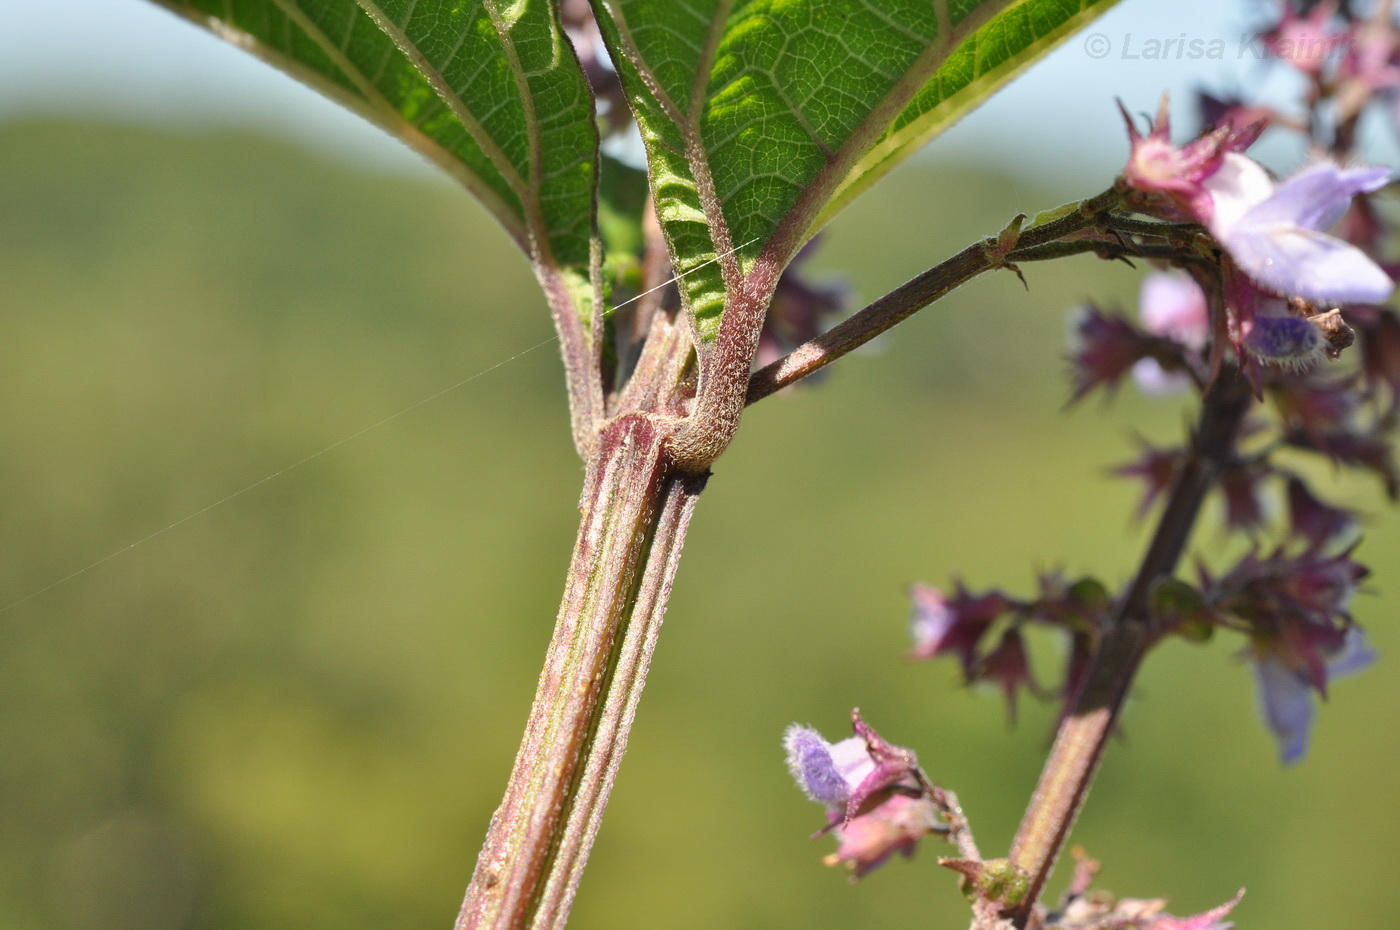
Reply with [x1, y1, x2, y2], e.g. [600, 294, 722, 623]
[149, 0, 600, 320]
[591, 0, 1120, 342]
[150, 0, 1120, 345]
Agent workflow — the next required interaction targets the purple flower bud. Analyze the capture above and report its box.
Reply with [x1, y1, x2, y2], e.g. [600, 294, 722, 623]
[783, 725, 878, 808]
[1244, 315, 1326, 370]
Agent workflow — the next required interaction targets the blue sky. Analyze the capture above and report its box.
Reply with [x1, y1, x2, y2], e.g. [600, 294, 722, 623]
[0, 0, 1387, 182]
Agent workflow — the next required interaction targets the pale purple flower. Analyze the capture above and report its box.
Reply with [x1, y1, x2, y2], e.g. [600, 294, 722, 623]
[1203, 154, 1394, 304]
[1140, 271, 1210, 346]
[783, 715, 940, 879]
[1132, 271, 1209, 396]
[1252, 626, 1376, 764]
[783, 725, 874, 807]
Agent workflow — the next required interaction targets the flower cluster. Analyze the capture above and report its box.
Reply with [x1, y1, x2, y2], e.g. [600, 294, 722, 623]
[1061, 1, 1400, 766]
[782, 1, 1398, 917]
[910, 574, 1110, 719]
[1116, 96, 1392, 381]
[1194, 546, 1375, 762]
[783, 712, 945, 878]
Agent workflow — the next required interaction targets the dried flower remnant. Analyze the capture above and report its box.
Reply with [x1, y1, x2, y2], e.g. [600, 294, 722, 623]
[1044, 848, 1245, 930]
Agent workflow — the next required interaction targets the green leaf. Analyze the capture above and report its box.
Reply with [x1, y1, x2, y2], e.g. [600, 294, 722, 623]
[816, 0, 1123, 230]
[148, 0, 600, 317]
[591, 0, 1120, 343]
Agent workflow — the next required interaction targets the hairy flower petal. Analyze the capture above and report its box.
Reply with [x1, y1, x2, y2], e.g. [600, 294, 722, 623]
[784, 725, 852, 806]
[1245, 315, 1326, 370]
[1206, 154, 1394, 304]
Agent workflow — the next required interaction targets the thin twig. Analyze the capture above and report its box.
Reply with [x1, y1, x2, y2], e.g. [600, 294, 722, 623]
[745, 188, 1122, 405]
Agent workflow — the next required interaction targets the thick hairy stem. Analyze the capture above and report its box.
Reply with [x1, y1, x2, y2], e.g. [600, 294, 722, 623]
[1003, 367, 1253, 926]
[458, 414, 707, 929]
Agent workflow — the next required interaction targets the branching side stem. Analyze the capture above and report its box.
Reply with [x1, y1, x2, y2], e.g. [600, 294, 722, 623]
[746, 188, 1124, 405]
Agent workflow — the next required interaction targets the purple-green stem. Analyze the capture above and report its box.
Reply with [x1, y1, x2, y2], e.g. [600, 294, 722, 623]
[746, 187, 1123, 404]
[458, 412, 706, 929]
[1004, 365, 1253, 926]
[458, 188, 1194, 929]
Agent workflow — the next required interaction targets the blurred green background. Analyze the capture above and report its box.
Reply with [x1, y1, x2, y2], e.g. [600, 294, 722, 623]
[1, 116, 1397, 930]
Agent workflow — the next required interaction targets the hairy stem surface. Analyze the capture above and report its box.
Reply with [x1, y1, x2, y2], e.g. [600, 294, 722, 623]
[459, 413, 706, 929]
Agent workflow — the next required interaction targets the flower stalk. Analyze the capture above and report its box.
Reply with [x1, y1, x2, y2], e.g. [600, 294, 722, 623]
[1004, 364, 1254, 925]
